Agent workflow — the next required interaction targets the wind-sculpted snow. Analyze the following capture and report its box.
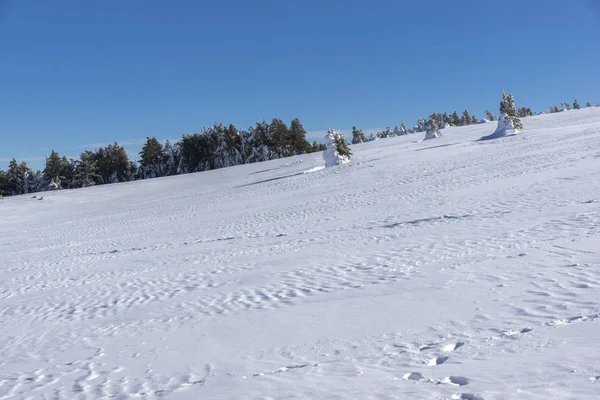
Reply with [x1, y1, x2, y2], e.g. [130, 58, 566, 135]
[1, 108, 600, 399]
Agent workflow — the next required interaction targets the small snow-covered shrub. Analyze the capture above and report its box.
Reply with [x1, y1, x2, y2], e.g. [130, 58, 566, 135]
[323, 129, 352, 167]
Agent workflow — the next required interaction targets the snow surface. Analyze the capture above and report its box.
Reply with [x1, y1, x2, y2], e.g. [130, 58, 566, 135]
[1, 108, 600, 400]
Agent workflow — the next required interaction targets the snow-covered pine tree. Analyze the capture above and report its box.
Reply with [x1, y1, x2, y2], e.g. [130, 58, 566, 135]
[400, 122, 408, 134]
[351, 126, 367, 144]
[416, 117, 427, 132]
[7, 159, 33, 195]
[485, 110, 496, 121]
[43, 150, 66, 190]
[71, 151, 101, 188]
[450, 111, 461, 126]
[211, 124, 243, 169]
[586, 102, 592, 108]
[0, 169, 11, 197]
[244, 121, 275, 163]
[323, 129, 352, 167]
[499, 90, 523, 130]
[163, 140, 179, 176]
[573, 99, 580, 110]
[562, 102, 571, 111]
[424, 115, 441, 140]
[481, 91, 523, 140]
[461, 110, 471, 125]
[442, 113, 449, 125]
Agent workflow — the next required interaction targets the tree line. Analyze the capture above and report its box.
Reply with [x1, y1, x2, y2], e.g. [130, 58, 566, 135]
[0, 118, 326, 197]
[1, 99, 598, 198]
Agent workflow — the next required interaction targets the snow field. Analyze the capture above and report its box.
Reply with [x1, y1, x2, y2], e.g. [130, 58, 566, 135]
[1, 108, 600, 399]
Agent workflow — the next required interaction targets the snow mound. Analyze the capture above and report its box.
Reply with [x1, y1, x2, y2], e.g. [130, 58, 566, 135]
[424, 128, 441, 140]
[479, 113, 519, 140]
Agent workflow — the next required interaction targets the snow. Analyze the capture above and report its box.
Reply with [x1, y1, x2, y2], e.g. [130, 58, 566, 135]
[1, 108, 600, 399]
[480, 113, 519, 140]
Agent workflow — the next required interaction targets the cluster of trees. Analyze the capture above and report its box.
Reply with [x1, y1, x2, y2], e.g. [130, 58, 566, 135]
[547, 99, 597, 113]
[0, 118, 325, 197]
[350, 108, 491, 145]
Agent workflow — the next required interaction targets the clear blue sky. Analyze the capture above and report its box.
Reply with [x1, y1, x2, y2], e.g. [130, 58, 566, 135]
[1, 0, 599, 171]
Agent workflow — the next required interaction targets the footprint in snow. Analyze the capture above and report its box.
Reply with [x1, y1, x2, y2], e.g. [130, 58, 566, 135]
[402, 372, 425, 381]
[442, 342, 464, 352]
[502, 327, 533, 337]
[452, 393, 484, 400]
[427, 356, 449, 366]
[442, 376, 470, 386]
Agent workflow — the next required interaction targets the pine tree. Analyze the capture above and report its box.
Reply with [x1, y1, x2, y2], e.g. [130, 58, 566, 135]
[461, 110, 471, 125]
[499, 90, 523, 131]
[289, 118, 312, 155]
[450, 111, 461, 126]
[212, 123, 243, 169]
[72, 151, 101, 188]
[323, 129, 351, 166]
[470, 115, 478, 125]
[586, 102, 592, 108]
[0, 169, 10, 197]
[96, 143, 131, 183]
[43, 150, 66, 190]
[163, 140, 179, 176]
[7, 159, 33, 195]
[351, 126, 367, 144]
[485, 110, 495, 121]
[442, 113, 449, 126]
[400, 121, 408, 134]
[516, 107, 534, 118]
[139, 137, 167, 178]
[270, 118, 289, 157]
[424, 114, 441, 140]
[573, 99, 580, 110]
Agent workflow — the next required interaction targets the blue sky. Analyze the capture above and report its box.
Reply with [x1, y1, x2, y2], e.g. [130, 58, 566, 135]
[1, 0, 599, 171]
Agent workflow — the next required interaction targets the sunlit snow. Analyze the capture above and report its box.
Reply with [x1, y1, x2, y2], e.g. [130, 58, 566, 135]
[1, 108, 599, 399]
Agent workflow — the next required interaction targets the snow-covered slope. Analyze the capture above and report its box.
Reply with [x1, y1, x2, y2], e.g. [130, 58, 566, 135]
[1, 108, 600, 400]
